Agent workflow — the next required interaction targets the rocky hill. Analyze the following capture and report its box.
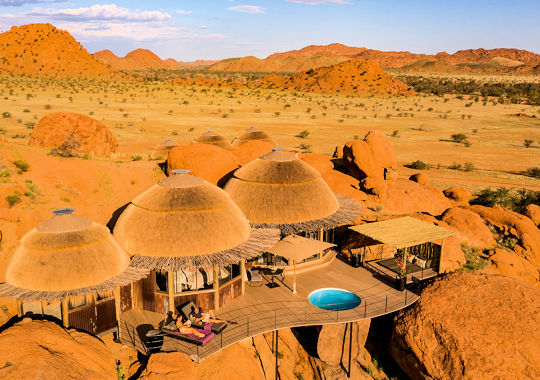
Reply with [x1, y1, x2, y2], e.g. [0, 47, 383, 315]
[254, 59, 414, 95]
[93, 48, 175, 70]
[0, 24, 123, 79]
[209, 44, 540, 74]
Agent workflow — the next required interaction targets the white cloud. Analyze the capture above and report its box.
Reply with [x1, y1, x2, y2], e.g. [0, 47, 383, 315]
[286, 0, 352, 5]
[176, 9, 192, 15]
[228, 5, 265, 14]
[27, 4, 171, 22]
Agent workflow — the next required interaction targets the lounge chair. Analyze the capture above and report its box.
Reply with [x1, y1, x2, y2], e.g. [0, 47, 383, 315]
[158, 317, 214, 346]
[178, 301, 227, 334]
[247, 269, 263, 287]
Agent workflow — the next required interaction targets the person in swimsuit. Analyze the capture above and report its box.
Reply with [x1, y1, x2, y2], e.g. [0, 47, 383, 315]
[175, 314, 205, 337]
[190, 306, 225, 324]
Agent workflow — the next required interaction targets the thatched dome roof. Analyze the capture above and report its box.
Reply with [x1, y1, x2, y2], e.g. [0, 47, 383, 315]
[114, 171, 280, 270]
[193, 130, 231, 150]
[224, 150, 361, 234]
[231, 126, 276, 147]
[0, 209, 147, 302]
[151, 139, 178, 158]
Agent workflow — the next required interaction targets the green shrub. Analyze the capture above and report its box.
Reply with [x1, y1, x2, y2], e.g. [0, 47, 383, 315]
[498, 236, 518, 250]
[2, 112, 11, 118]
[523, 139, 533, 148]
[449, 162, 462, 170]
[13, 159, 30, 173]
[472, 187, 540, 212]
[296, 130, 310, 139]
[526, 167, 540, 179]
[464, 162, 474, 171]
[461, 244, 487, 272]
[407, 160, 429, 170]
[451, 133, 467, 143]
[131, 155, 142, 161]
[5, 193, 21, 207]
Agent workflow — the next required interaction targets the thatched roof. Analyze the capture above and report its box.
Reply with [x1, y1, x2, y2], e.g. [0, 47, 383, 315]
[193, 130, 231, 150]
[349, 216, 455, 249]
[114, 172, 280, 269]
[151, 139, 178, 158]
[224, 150, 362, 233]
[268, 235, 335, 262]
[0, 210, 148, 302]
[231, 126, 276, 147]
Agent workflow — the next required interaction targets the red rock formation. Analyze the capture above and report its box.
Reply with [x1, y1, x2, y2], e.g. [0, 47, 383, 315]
[384, 180, 451, 216]
[29, 112, 118, 156]
[166, 144, 239, 185]
[443, 186, 472, 205]
[390, 272, 540, 379]
[438, 235, 466, 272]
[0, 319, 116, 380]
[299, 152, 334, 174]
[267, 43, 366, 60]
[523, 204, 540, 226]
[0, 24, 123, 79]
[409, 173, 429, 186]
[484, 248, 539, 286]
[440, 207, 496, 249]
[94, 48, 171, 70]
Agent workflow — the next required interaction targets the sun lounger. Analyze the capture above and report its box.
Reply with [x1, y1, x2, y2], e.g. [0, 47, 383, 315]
[158, 318, 215, 346]
[179, 301, 227, 334]
[247, 269, 263, 286]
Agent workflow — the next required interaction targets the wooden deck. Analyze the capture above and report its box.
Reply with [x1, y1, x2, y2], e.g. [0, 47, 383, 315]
[119, 259, 420, 362]
[366, 260, 438, 285]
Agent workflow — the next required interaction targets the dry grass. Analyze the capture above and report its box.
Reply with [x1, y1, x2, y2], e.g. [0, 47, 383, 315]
[0, 75, 539, 195]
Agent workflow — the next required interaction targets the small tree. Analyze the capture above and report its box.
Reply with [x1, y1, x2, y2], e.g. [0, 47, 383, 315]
[296, 130, 310, 139]
[524, 139, 533, 148]
[451, 133, 467, 143]
[50, 134, 81, 157]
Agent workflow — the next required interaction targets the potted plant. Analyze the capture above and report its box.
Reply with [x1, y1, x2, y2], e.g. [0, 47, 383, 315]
[394, 253, 407, 291]
[350, 253, 361, 268]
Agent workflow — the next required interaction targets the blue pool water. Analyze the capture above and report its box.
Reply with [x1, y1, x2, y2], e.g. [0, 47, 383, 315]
[308, 288, 361, 311]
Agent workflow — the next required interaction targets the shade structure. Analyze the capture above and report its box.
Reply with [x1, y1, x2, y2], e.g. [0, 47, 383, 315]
[151, 139, 178, 158]
[349, 216, 455, 249]
[268, 234, 335, 294]
[0, 210, 148, 302]
[113, 171, 280, 271]
[268, 235, 335, 262]
[193, 130, 231, 150]
[231, 126, 276, 147]
[224, 149, 362, 234]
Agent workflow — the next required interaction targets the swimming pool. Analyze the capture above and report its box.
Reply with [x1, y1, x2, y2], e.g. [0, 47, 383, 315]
[308, 288, 361, 311]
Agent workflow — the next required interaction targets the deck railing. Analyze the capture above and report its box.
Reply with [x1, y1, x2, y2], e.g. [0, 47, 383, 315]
[120, 286, 418, 362]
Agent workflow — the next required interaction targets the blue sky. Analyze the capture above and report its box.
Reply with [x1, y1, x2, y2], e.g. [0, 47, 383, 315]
[0, 1, 538, 61]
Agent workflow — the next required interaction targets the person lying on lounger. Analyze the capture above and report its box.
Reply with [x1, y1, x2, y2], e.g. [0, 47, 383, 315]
[175, 314, 205, 338]
[190, 306, 225, 324]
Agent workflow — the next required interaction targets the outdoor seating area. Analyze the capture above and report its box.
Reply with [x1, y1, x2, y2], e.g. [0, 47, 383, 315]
[120, 259, 419, 361]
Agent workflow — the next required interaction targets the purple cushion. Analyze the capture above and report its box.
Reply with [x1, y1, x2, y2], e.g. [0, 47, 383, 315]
[174, 328, 215, 346]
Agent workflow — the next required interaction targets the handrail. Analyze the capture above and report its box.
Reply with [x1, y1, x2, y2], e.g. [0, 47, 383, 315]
[120, 285, 419, 362]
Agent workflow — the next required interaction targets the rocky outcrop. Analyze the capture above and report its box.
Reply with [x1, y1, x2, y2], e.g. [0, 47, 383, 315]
[137, 352, 196, 379]
[468, 205, 540, 266]
[438, 235, 466, 273]
[300, 152, 334, 174]
[384, 180, 451, 216]
[523, 204, 540, 226]
[440, 207, 496, 249]
[166, 144, 239, 185]
[29, 112, 118, 156]
[484, 248, 539, 286]
[317, 320, 371, 366]
[443, 186, 472, 205]
[0, 319, 116, 380]
[409, 173, 429, 186]
[390, 272, 540, 380]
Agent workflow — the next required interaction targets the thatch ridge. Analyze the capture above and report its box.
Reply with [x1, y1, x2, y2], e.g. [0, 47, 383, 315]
[231, 126, 276, 147]
[0, 267, 148, 302]
[250, 194, 362, 234]
[193, 131, 231, 149]
[130, 228, 281, 271]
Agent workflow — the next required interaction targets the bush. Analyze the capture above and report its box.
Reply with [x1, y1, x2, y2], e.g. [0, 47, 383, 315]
[407, 160, 429, 170]
[296, 130, 310, 139]
[13, 159, 30, 173]
[526, 167, 540, 178]
[498, 236, 518, 250]
[461, 244, 487, 272]
[472, 187, 540, 212]
[5, 193, 21, 207]
[131, 155, 142, 161]
[2, 112, 11, 118]
[464, 162, 474, 171]
[523, 139, 533, 148]
[50, 134, 81, 157]
[451, 133, 467, 143]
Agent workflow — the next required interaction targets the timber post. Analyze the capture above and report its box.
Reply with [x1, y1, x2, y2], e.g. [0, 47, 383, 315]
[61, 298, 69, 328]
[167, 271, 175, 313]
[213, 265, 220, 310]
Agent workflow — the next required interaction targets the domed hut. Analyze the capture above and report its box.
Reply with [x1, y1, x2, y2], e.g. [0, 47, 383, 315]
[0, 209, 148, 335]
[113, 169, 280, 313]
[231, 126, 276, 147]
[224, 148, 362, 292]
[193, 130, 231, 150]
[151, 139, 178, 159]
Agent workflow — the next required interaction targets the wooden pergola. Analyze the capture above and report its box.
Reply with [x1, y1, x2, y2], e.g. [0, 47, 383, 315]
[349, 216, 455, 273]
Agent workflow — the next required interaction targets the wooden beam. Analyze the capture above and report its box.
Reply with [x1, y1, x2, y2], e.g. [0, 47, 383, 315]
[213, 265, 220, 310]
[167, 271, 175, 313]
[319, 228, 324, 241]
[114, 285, 122, 340]
[293, 260, 297, 294]
[240, 260, 246, 295]
[61, 298, 69, 328]
[16, 300, 23, 317]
